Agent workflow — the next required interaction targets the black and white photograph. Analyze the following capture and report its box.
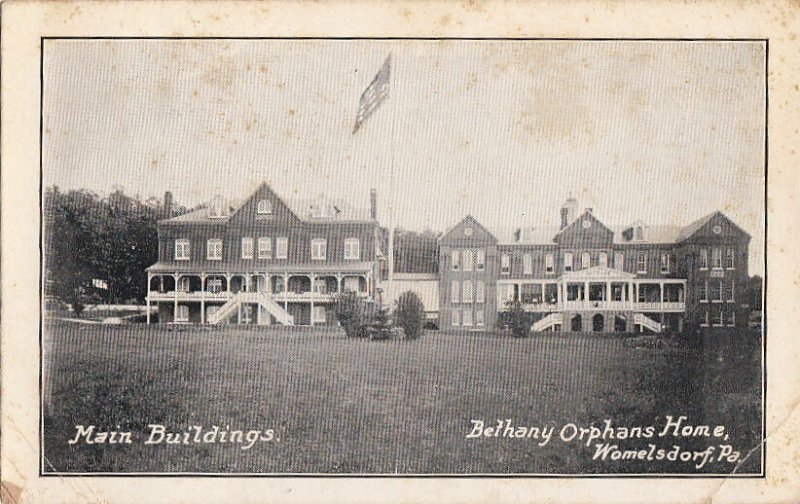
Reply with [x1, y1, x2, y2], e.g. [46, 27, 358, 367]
[37, 36, 767, 478]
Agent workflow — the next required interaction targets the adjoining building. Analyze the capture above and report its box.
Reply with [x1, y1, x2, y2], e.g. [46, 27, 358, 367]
[438, 198, 751, 333]
[146, 182, 380, 326]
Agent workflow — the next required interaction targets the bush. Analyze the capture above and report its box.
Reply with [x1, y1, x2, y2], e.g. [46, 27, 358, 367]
[333, 291, 371, 338]
[394, 291, 425, 340]
[501, 300, 530, 338]
[367, 306, 392, 340]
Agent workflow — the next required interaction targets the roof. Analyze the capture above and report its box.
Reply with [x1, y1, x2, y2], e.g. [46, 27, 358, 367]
[490, 222, 694, 246]
[561, 266, 635, 281]
[146, 261, 374, 274]
[160, 184, 372, 224]
[675, 211, 717, 242]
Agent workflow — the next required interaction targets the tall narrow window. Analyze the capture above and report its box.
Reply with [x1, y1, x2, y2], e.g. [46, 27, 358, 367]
[311, 238, 327, 260]
[726, 310, 736, 327]
[257, 199, 272, 215]
[344, 238, 360, 260]
[581, 252, 591, 269]
[710, 280, 722, 302]
[726, 248, 735, 269]
[712, 248, 722, 269]
[599, 252, 608, 268]
[462, 250, 474, 271]
[701, 310, 709, 327]
[637, 252, 646, 273]
[275, 237, 288, 259]
[207, 239, 223, 260]
[614, 252, 624, 270]
[727, 280, 735, 302]
[475, 309, 484, 326]
[451, 280, 460, 304]
[699, 281, 708, 302]
[258, 237, 272, 259]
[523, 254, 533, 275]
[241, 237, 254, 259]
[462, 280, 474, 303]
[714, 310, 724, 327]
[175, 239, 190, 261]
[476, 280, 485, 303]
[545, 253, 554, 274]
[564, 252, 573, 272]
[451, 250, 460, 271]
[462, 310, 473, 327]
[451, 310, 460, 327]
[476, 250, 485, 271]
[175, 305, 190, 322]
[660, 253, 670, 273]
[501, 254, 510, 275]
[699, 248, 709, 270]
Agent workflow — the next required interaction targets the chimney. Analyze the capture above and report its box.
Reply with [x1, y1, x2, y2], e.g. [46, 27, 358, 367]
[164, 191, 173, 218]
[560, 196, 578, 230]
[560, 208, 569, 230]
[585, 207, 593, 214]
[370, 188, 377, 220]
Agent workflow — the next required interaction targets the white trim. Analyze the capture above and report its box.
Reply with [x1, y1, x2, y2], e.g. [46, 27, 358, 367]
[174, 239, 190, 261]
[275, 237, 288, 259]
[241, 237, 254, 260]
[206, 239, 223, 261]
[311, 238, 327, 261]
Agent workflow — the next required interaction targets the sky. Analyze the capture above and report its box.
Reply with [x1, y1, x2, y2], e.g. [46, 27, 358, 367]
[43, 39, 766, 274]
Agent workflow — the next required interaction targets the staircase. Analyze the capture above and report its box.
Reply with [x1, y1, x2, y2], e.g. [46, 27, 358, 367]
[208, 292, 294, 326]
[531, 313, 563, 332]
[633, 313, 661, 333]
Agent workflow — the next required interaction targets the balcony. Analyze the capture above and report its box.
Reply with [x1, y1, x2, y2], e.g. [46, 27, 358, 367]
[518, 300, 686, 313]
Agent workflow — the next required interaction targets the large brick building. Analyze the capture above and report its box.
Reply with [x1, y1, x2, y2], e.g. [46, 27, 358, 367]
[438, 198, 751, 333]
[146, 182, 379, 326]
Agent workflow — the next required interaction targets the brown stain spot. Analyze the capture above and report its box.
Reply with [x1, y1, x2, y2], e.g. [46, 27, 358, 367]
[439, 14, 452, 26]
[401, 7, 412, 18]
[259, 64, 269, 74]
[288, 109, 296, 116]
[1, 481, 23, 504]
[150, 159, 158, 167]
[192, 89, 199, 97]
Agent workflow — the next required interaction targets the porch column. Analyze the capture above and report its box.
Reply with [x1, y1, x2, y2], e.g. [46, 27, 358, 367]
[336, 275, 343, 293]
[606, 281, 611, 302]
[237, 302, 242, 324]
[310, 298, 315, 326]
[225, 273, 232, 293]
[173, 273, 179, 322]
[540, 282, 545, 304]
[146, 297, 151, 324]
[200, 273, 207, 324]
[584, 281, 589, 303]
[659, 281, 664, 308]
[283, 273, 289, 310]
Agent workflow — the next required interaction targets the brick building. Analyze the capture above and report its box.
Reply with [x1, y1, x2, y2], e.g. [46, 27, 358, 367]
[146, 182, 380, 326]
[438, 198, 750, 333]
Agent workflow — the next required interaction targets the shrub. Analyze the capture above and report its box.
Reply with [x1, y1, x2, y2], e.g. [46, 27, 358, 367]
[394, 291, 425, 340]
[333, 291, 375, 338]
[501, 300, 530, 338]
[368, 306, 393, 340]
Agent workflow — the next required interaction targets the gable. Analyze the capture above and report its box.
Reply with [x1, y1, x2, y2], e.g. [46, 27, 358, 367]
[553, 211, 614, 248]
[227, 182, 302, 227]
[679, 211, 750, 243]
[440, 215, 497, 246]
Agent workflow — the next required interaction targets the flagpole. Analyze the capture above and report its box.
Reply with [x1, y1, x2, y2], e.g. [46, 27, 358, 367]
[387, 68, 396, 289]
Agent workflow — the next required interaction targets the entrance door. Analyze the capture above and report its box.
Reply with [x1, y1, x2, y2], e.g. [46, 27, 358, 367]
[570, 314, 582, 332]
[592, 314, 604, 332]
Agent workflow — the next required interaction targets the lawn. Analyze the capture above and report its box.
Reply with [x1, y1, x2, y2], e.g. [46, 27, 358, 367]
[42, 321, 763, 474]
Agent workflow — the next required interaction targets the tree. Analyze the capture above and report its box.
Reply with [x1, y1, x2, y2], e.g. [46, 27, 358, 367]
[394, 291, 425, 340]
[501, 300, 530, 338]
[368, 306, 392, 340]
[333, 291, 369, 338]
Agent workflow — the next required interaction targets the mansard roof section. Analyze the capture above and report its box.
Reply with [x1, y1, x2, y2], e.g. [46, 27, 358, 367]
[675, 210, 751, 243]
[440, 215, 497, 245]
[553, 210, 614, 248]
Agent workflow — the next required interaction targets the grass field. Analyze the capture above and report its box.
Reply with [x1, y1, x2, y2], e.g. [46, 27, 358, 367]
[42, 321, 763, 474]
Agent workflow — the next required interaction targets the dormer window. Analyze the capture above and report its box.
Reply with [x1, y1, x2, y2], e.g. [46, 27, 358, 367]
[208, 195, 227, 219]
[634, 226, 644, 241]
[257, 199, 272, 215]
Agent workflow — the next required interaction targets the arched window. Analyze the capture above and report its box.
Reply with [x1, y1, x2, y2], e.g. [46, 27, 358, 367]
[599, 252, 608, 268]
[257, 199, 272, 215]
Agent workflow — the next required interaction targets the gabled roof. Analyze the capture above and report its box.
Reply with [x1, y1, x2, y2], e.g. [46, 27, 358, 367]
[439, 215, 498, 243]
[675, 211, 718, 242]
[160, 182, 372, 224]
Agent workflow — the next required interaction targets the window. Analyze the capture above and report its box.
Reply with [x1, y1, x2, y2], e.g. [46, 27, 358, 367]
[207, 239, 223, 260]
[207, 279, 222, 294]
[462, 310, 473, 327]
[475, 309, 484, 326]
[258, 237, 272, 259]
[699, 281, 708, 302]
[545, 254, 554, 274]
[712, 248, 722, 269]
[257, 199, 272, 215]
[451, 280, 460, 303]
[177, 276, 190, 292]
[462, 280, 474, 303]
[727, 280, 735, 302]
[451, 310, 460, 327]
[241, 237, 254, 259]
[726, 248, 735, 269]
[175, 239, 190, 261]
[581, 252, 591, 269]
[476, 280, 485, 303]
[175, 305, 190, 322]
[660, 253, 670, 274]
[710, 280, 722, 302]
[701, 310, 710, 327]
[564, 252, 573, 272]
[637, 252, 647, 273]
[699, 248, 709, 270]
[275, 237, 288, 259]
[462, 250, 474, 271]
[451, 250, 460, 271]
[523, 254, 533, 275]
[343, 276, 360, 292]
[311, 238, 327, 260]
[501, 254, 510, 275]
[599, 252, 608, 268]
[476, 250, 485, 271]
[313, 305, 326, 324]
[713, 310, 724, 327]
[614, 252, 624, 270]
[726, 310, 736, 327]
[344, 238, 360, 260]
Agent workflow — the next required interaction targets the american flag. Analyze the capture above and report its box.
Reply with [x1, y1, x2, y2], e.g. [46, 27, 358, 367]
[353, 54, 391, 134]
